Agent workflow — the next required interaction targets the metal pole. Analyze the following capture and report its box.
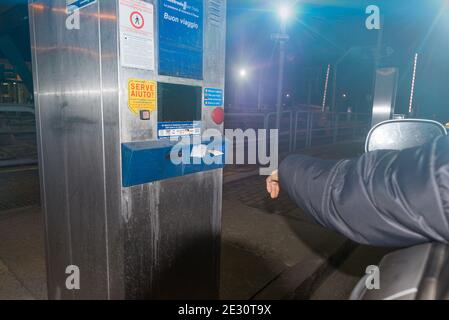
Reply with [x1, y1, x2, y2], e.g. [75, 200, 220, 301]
[322, 64, 331, 112]
[371, 15, 384, 114]
[257, 69, 263, 110]
[409, 53, 419, 115]
[331, 64, 338, 112]
[307, 111, 313, 148]
[275, 23, 287, 131]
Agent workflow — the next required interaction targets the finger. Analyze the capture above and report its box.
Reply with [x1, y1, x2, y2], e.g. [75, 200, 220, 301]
[271, 183, 280, 199]
[266, 178, 272, 193]
[274, 185, 280, 198]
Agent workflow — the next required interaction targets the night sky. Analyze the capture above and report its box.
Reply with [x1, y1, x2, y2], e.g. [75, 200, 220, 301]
[2, 0, 449, 121]
[226, 0, 449, 122]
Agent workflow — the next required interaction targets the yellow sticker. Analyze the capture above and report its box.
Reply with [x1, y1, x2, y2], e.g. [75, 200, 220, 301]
[128, 79, 157, 114]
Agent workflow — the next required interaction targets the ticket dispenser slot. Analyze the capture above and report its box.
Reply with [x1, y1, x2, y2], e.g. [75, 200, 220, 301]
[121, 138, 226, 187]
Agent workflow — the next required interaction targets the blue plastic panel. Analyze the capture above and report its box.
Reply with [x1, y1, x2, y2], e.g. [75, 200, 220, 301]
[158, 0, 203, 79]
[122, 139, 226, 187]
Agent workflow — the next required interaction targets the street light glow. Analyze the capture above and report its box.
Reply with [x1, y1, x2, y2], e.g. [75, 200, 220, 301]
[278, 5, 291, 22]
[239, 68, 247, 78]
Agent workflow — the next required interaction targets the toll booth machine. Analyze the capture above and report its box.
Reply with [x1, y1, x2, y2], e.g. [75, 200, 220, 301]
[29, 0, 226, 299]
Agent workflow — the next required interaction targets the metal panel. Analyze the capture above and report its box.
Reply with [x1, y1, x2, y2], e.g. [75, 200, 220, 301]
[203, 0, 226, 133]
[119, 0, 226, 299]
[29, 0, 118, 299]
[371, 67, 399, 128]
[123, 170, 222, 299]
[98, 0, 125, 299]
[29, 0, 110, 299]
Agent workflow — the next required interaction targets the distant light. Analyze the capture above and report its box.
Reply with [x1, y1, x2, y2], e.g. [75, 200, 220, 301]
[278, 5, 291, 22]
[239, 68, 247, 78]
[342, 93, 347, 98]
[285, 93, 291, 98]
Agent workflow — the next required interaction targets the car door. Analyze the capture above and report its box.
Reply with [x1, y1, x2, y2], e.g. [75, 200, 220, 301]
[351, 119, 449, 300]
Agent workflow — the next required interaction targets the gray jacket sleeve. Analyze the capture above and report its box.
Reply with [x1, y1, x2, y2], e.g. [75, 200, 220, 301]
[279, 135, 449, 247]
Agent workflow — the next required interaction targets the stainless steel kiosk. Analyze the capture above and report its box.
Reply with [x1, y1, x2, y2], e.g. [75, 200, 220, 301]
[29, 0, 226, 299]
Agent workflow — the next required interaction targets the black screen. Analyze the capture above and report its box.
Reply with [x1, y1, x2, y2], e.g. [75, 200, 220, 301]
[157, 82, 202, 122]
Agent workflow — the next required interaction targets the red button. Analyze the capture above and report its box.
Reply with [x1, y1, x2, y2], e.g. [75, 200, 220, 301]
[211, 107, 224, 125]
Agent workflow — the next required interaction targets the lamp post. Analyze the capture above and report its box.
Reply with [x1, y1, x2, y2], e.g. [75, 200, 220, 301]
[236, 67, 265, 110]
[234, 67, 248, 108]
[331, 47, 357, 113]
[272, 5, 291, 131]
[257, 69, 263, 110]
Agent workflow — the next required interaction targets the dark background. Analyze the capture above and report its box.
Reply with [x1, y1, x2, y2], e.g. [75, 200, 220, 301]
[1, 0, 449, 121]
[226, 0, 449, 122]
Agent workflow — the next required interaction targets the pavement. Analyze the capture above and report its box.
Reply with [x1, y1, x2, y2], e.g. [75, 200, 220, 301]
[220, 198, 348, 300]
[0, 140, 393, 300]
[0, 207, 46, 300]
[0, 166, 39, 211]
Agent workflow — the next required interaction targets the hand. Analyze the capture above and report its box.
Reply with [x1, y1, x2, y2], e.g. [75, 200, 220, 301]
[266, 170, 280, 199]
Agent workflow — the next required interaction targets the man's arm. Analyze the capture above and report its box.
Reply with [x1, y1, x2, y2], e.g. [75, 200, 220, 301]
[274, 136, 449, 247]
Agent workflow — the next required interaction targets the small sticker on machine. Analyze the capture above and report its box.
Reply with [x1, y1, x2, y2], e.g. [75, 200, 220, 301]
[128, 79, 157, 115]
[158, 122, 201, 139]
[119, 0, 155, 70]
[204, 88, 223, 107]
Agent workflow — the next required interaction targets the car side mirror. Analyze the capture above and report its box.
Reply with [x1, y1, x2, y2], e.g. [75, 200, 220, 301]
[365, 119, 447, 152]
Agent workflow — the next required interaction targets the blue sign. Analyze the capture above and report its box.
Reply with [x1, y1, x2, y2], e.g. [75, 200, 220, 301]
[158, 0, 203, 80]
[204, 88, 224, 107]
[158, 122, 201, 139]
[66, 0, 97, 13]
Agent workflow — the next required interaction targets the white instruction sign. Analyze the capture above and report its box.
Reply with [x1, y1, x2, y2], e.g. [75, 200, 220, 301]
[119, 0, 155, 70]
